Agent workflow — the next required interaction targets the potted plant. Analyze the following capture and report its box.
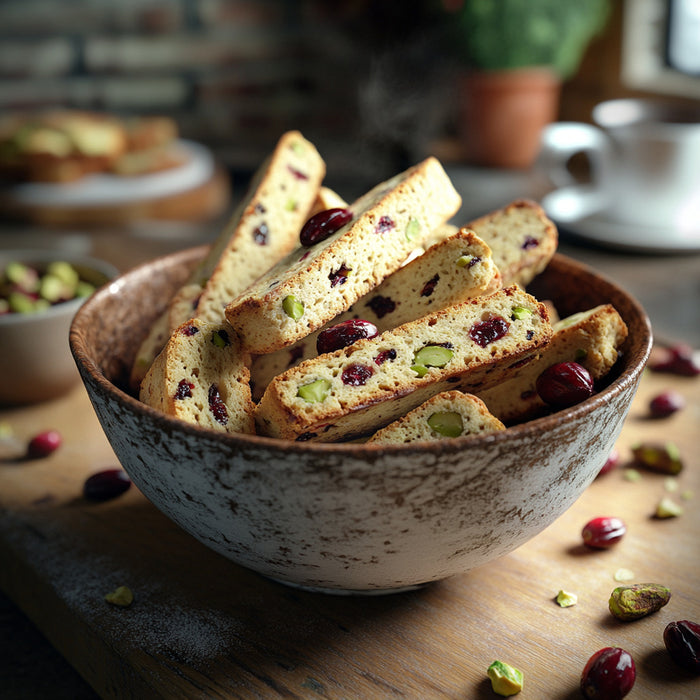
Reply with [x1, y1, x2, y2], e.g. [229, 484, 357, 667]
[440, 0, 611, 168]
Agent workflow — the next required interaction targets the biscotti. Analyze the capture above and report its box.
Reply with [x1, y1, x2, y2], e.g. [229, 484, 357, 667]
[129, 130, 325, 389]
[249, 229, 501, 399]
[367, 391, 505, 444]
[140, 319, 255, 434]
[254, 285, 552, 442]
[225, 157, 462, 354]
[467, 199, 558, 288]
[477, 304, 628, 423]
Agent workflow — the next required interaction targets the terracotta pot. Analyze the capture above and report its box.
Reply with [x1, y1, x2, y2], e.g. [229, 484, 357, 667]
[458, 67, 561, 169]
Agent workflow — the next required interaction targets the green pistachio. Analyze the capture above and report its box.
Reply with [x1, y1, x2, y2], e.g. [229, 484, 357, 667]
[297, 378, 331, 403]
[411, 364, 429, 377]
[46, 260, 79, 288]
[210, 329, 230, 348]
[632, 442, 683, 474]
[487, 660, 523, 696]
[456, 254, 475, 268]
[282, 295, 304, 320]
[511, 306, 532, 320]
[413, 345, 453, 368]
[608, 583, 671, 620]
[405, 217, 421, 242]
[104, 585, 134, 607]
[427, 411, 464, 438]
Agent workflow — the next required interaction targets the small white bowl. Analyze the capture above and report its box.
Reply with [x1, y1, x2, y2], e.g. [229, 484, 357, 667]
[0, 249, 118, 405]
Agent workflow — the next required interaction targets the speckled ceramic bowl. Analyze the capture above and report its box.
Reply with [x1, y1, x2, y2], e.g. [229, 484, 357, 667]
[0, 250, 118, 405]
[69, 246, 651, 593]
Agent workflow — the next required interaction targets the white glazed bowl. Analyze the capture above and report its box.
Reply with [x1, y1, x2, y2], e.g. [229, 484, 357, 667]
[0, 249, 117, 405]
[70, 246, 652, 593]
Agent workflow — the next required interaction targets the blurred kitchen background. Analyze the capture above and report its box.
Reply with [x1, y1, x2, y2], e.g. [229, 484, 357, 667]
[0, 0, 698, 204]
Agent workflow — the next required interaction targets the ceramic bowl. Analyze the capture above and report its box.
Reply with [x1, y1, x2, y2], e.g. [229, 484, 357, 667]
[0, 249, 118, 405]
[69, 246, 652, 593]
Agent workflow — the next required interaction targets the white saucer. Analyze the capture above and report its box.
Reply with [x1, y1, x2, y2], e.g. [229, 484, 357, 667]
[541, 186, 700, 253]
[2, 140, 214, 208]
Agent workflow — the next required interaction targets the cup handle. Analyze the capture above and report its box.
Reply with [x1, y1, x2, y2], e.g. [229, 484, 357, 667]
[539, 122, 612, 188]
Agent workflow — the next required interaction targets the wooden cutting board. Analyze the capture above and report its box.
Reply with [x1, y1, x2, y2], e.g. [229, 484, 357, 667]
[0, 358, 698, 699]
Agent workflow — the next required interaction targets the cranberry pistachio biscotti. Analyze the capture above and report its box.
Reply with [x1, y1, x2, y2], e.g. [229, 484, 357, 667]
[249, 229, 500, 399]
[140, 319, 255, 434]
[129, 130, 325, 389]
[225, 157, 462, 354]
[367, 391, 505, 444]
[476, 304, 628, 424]
[254, 285, 552, 442]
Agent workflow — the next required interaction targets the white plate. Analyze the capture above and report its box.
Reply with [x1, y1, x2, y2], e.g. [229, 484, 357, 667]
[2, 140, 214, 208]
[541, 186, 700, 253]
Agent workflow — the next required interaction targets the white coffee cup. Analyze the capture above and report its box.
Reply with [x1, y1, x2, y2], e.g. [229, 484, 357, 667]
[538, 99, 700, 230]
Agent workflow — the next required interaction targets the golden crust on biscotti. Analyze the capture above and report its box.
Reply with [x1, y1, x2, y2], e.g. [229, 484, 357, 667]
[249, 229, 501, 400]
[466, 199, 558, 288]
[367, 390, 505, 444]
[254, 285, 552, 442]
[225, 157, 462, 354]
[140, 319, 255, 434]
[477, 304, 628, 424]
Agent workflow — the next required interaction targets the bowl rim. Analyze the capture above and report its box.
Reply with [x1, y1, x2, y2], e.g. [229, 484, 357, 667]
[0, 249, 119, 327]
[70, 247, 653, 457]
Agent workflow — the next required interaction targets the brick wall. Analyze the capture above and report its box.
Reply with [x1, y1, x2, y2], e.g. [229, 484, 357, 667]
[0, 0, 454, 195]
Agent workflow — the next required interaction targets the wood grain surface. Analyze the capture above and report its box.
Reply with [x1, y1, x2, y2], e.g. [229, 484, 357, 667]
[0, 347, 698, 699]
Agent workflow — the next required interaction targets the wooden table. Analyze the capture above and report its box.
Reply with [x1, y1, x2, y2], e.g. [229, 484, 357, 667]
[1, 203, 699, 698]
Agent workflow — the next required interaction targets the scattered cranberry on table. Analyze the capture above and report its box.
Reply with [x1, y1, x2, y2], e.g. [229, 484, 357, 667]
[83, 468, 132, 502]
[663, 620, 700, 674]
[536, 361, 594, 409]
[580, 647, 635, 699]
[649, 390, 685, 418]
[581, 516, 626, 549]
[649, 343, 700, 377]
[26, 430, 62, 458]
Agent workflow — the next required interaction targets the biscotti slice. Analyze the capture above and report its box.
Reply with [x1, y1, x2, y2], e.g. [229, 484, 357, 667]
[140, 319, 255, 434]
[367, 391, 505, 444]
[467, 199, 558, 287]
[129, 131, 325, 389]
[225, 157, 462, 354]
[477, 304, 628, 424]
[188, 130, 326, 324]
[249, 229, 501, 399]
[254, 285, 552, 442]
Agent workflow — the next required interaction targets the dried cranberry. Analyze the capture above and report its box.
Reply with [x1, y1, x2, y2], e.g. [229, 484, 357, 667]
[536, 361, 594, 409]
[208, 384, 228, 425]
[317, 319, 378, 354]
[27, 430, 61, 458]
[580, 647, 635, 699]
[374, 215, 395, 234]
[175, 379, 194, 400]
[287, 165, 308, 180]
[663, 620, 700, 673]
[374, 348, 397, 365]
[649, 390, 685, 417]
[420, 274, 439, 297]
[649, 343, 700, 376]
[83, 468, 131, 502]
[469, 315, 509, 348]
[300, 208, 353, 247]
[253, 223, 269, 245]
[328, 264, 351, 287]
[366, 295, 396, 318]
[522, 235, 539, 250]
[341, 363, 374, 386]
[181, 324, 199, 336]
[596, 447, 620, 478]
[581, 516, 626, 549]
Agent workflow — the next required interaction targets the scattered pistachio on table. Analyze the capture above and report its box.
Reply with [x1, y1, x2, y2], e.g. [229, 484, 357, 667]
[487, 660, 523, 697]
[654, 496, 684, 519]
[104, 585, 133, 607]
[608, 583, 671, 621]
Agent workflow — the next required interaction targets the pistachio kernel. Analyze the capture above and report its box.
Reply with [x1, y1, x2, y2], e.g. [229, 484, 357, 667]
[511, 306, 532, 320]
[655, 496, 683, 518]
[555, 589, 578, 607]
[608, 583, 671, 620]
[456, 254, 475, 268]
[282, 295, 304, 320]
[487, 660, 523, 697]
[613, 568, 635, 582]
[104, 585, 133, 607]
[413, 345, 454, 368]
[632, 441, 683, 474]
[427, 411, 464, 438]
[297, 378, 331, 403]
[405, 217, 421, 242]
[411, 364, 429, 377]
[210, 329, 230, 348]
